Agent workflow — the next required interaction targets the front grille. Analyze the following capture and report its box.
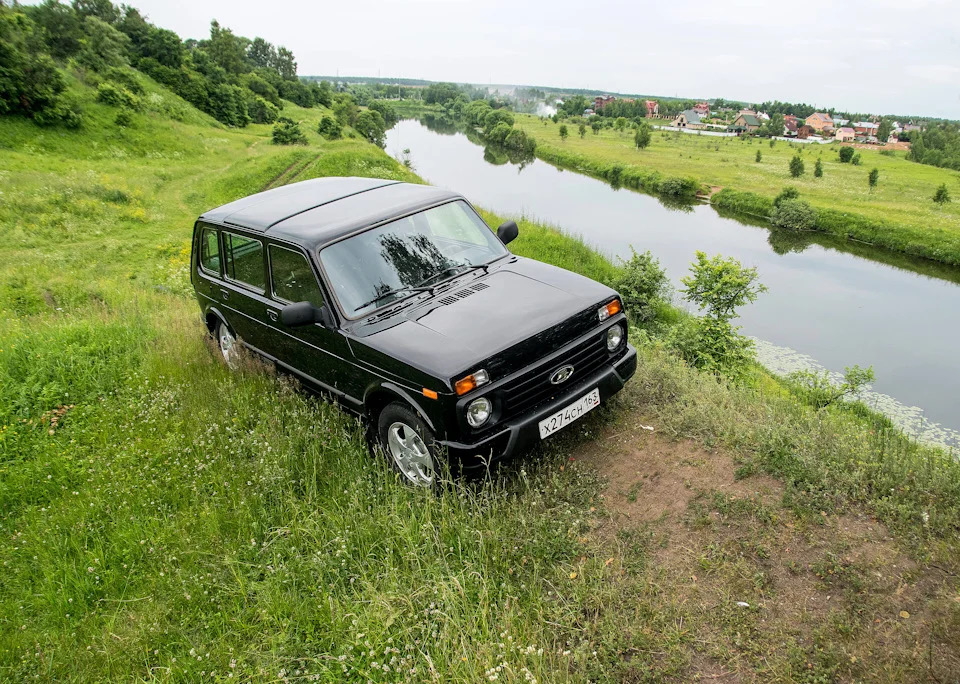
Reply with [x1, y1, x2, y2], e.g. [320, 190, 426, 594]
[499, 332, 609, 421]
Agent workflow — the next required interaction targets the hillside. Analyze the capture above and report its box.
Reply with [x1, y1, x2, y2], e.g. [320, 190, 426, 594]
[2, 49, 960, 684]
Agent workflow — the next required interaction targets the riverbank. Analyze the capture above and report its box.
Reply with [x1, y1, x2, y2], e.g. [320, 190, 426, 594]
[509, 112, 960, 266]
[2, 75, 959, 681]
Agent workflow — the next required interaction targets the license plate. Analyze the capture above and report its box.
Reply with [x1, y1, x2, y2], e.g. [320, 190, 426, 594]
[538, 388, 601, 439]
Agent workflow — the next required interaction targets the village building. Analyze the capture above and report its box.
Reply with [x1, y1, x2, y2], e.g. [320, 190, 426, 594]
[797, 124, 816, 139]
[593, 95, 615, 110]
[784, 119, 799, 136]
[644, 100, 659, 117]
[834, 127, 855, 142]
[694, 102, 710, 116]
[731, 113, 760, 133]
[805, 112, 833, 132]
[854, 121, 879, 136]
[672, 109, 705, 130]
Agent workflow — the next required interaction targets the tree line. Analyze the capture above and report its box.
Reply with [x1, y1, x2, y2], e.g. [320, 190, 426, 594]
[0, 0, 333, 128]
[906, 122, 960, 171]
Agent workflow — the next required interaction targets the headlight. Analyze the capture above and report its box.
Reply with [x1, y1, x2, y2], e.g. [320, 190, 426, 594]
[606, 323, 624, 351]
[466, 397, 492, 428]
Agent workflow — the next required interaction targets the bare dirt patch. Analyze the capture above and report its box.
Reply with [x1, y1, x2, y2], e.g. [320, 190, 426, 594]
[572, 419, 960, 682]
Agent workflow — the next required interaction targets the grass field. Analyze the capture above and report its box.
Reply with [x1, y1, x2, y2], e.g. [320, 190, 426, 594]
[2, 72, 959, 681]
[511, 113, 960, 265]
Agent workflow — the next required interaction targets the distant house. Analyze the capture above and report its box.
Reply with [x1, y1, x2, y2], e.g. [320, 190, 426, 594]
[854, 121, 879, 136]
[594, 95, 615, 110]
[835, 127, 855, 142]
[644, 100, 659, 117]
[784, 119, 799, 136]
[673, 110, 705, 130]
[583, 108, 595, 117]
[756, 111, 770, 121]
[732, 113, 761, 132]
[694, 101, 710, 116]
[904, 123, 922, 132]
[805, 112, 833, 132]
[833, 118, 850, 128]
[797, 124, 815, 139]
[738, 108, 756, 117]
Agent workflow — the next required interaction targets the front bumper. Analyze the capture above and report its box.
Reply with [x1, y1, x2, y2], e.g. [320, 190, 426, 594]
[440, 344, 637, 469]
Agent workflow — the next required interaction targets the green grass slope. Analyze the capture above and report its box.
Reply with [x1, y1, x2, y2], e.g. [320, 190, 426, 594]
[1, 74, 958, 681]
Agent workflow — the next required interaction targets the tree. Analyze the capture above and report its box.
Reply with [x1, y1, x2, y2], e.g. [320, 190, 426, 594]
[868, 167, 879, 188]
[482, 109, 514, 135]
[423, 82, 459, 105]
[354, 109, 386, 147]
[838, 146, 854, 163]
[206, 20, 248, 75]
[271, 116, 306, 144]
[814, 158, 823, 178]
[614, 116, 627, 134]
[674, 251, 768, 374]
[612, 249, 669, 323]
[559, 124, 568, 141]
[26, 0, 83, 59]
[789, 153, 805, 177]
[275, 46, 296, 80]
[633, 122, 651, 150]
[933, 183, 951, 205]
[76, 15, 130, 71]
[877, 118, 892, 143]
[851, 153, 862, 166]
[578, 123, 586, 138]
[789, 365, 875, 410]
[317, 115, 341, 140]
[247, 37, 276, 69]
[591, 120, 601, 134]
[755, 149, 762, 162]
[771, 199, 817, 232]
[332, 93, 358, 126]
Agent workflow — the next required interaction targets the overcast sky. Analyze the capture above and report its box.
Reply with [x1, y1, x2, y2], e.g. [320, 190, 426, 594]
[115, 0, 960, 118]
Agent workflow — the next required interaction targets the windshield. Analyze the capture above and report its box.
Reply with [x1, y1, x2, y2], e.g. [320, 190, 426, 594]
[319, 200, 509, 317]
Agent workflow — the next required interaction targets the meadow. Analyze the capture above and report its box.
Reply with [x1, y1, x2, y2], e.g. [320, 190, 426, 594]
[2, 72, 959, 681]
[511, 114, 960, 265]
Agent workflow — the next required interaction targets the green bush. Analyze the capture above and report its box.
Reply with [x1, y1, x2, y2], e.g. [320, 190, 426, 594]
[95, 81, 143, 111]
[271, 117, 307, 145]
[103, 67, 144, 95]
[838, 146, 854, 163]
[317, 115, 342, 140]
[246, 95, 278, 124]
[771, 198, 817, 232]
[710, 188, 773, 217]
[657, 176, 697, 197]
[114, 108, 132, 127]
[612, 248, 669, 324]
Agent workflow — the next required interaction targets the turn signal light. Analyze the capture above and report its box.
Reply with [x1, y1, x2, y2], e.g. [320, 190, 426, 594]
[422, 388, 438, 400]
[454, 369, 490, 395]
[598, 299, 622, 321]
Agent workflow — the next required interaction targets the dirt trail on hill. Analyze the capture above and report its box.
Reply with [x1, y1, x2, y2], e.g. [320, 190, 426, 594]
[570, 418, 960, 682]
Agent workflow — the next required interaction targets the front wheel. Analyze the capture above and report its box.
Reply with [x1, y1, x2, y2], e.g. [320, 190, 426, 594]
[377, 402, 437, 487]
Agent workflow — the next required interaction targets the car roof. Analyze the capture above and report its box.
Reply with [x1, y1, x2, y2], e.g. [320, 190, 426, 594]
[198, 177, 463, 249]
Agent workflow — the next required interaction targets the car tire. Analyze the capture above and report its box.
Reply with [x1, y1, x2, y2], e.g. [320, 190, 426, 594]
[377, 402, 438, 487]
[214, 319, 239, 369]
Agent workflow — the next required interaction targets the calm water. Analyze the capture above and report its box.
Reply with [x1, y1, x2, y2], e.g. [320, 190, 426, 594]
[385, 120, 960, 448]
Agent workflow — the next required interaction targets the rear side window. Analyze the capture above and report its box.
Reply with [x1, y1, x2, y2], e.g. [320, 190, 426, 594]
[199, 227, 221, 274]
[269, 245, 325, 308]
[224, 232, 265, 290]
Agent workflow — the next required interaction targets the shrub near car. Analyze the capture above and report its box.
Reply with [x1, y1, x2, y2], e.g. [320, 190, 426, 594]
[191, 177, 637, 485]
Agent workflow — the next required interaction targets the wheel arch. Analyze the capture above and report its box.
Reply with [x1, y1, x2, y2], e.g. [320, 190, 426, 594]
[364, 383, 438, 434]
[204, 306, 230, 334]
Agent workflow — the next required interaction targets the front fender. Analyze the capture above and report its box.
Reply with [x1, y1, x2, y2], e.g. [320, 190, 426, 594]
[365, 381, 441, 434]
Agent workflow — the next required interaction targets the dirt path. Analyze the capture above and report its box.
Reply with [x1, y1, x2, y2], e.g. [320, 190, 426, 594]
[570, 417, 960, 681]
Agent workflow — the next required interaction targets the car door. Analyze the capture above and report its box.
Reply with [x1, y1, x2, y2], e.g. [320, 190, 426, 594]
[219, 229, 274, 352]
[266, 242, 356, 401]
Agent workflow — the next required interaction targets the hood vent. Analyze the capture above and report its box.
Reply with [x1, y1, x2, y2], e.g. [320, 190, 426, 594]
[437, 281, 489, 306]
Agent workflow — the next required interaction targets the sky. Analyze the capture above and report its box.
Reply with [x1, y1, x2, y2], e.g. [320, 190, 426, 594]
[93, 0, 960, 118]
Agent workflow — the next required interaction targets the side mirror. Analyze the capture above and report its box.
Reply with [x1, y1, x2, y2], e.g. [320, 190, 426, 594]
[280, 301, 330, 327]
[496, 220, 519, 245]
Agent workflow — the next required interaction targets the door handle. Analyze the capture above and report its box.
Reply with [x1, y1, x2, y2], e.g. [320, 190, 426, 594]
[267, 309, 278, 322]
[220, 288, 229, 300]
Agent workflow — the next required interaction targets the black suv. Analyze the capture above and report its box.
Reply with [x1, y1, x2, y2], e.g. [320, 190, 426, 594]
[191, 177, 636, 485]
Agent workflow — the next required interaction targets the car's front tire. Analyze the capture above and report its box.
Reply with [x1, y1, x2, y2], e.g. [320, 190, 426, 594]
[377, 402, 437, 487]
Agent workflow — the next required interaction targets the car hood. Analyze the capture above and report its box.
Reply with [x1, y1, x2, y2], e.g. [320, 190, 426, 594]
[350, 256, 616, 383]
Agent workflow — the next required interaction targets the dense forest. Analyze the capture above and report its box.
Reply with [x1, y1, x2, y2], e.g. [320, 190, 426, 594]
[0, 0, 332, 128]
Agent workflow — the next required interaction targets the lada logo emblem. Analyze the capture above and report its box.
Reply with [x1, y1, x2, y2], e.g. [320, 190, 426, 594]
[550, 365, 575, 385]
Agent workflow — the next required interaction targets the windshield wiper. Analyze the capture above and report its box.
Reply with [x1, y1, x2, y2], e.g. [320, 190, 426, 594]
[353, 285, 432, 312]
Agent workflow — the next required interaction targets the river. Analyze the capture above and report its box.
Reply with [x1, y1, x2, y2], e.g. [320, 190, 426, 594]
[385, 119, 960, 449]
